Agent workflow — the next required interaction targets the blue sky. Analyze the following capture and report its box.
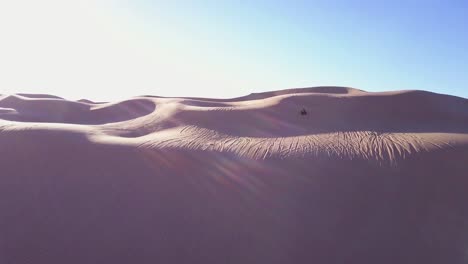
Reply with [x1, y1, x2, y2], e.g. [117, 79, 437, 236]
[0, 0, 466, 100]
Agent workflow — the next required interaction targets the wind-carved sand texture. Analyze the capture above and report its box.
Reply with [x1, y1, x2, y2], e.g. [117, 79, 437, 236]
[0, 87, 467, 263]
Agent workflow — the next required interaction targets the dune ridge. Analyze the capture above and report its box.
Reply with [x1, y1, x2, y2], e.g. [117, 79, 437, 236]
[1, 87, 466, 164]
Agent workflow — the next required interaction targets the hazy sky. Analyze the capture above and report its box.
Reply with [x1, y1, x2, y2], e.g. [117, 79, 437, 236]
[0, 0, 467, 101]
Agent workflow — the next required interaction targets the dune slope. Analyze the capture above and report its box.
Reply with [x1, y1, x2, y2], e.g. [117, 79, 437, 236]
[0, 87, 467, 263]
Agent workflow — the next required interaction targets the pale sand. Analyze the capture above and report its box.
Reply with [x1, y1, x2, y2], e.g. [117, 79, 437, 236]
[0, 87, 467, 263]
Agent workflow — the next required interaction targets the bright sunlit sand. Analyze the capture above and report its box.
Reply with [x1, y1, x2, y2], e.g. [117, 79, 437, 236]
[0, 87, 467, 263]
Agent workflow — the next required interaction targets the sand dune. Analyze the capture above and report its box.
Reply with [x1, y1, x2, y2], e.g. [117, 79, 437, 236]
[0, 87, 467, 263]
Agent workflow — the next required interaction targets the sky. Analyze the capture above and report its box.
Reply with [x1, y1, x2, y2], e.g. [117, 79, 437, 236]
[0, 0, 467, 101]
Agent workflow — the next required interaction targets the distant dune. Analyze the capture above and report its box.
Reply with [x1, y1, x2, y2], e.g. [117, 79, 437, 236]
[0, 87, 467, 263]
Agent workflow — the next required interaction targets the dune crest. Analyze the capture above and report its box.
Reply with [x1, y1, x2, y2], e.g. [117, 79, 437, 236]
[1, 87, 466, 164]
